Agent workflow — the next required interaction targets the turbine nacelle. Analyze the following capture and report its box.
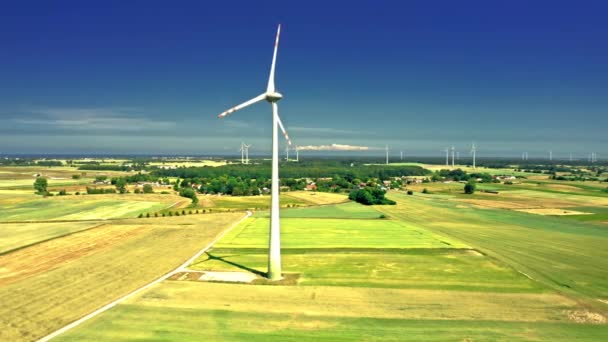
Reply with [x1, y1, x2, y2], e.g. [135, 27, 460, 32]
[265, 91, 283, 102]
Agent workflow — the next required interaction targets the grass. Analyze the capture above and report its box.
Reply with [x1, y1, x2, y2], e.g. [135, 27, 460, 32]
[0, 213, 244, 341]
[214, 216, 467, 249]
[0, 221, 103, 254]
[377, 192, 608, 306]
[192, 249, 542, 292]
[6, 172, 608, 340]
[57, 195, 608, 340]
[0, 197, 170, 221]
[263, 201, 382, 219]
[56, 282, 607, 341]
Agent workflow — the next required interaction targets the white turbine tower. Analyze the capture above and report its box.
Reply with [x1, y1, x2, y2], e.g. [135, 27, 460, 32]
[443, 148, 449, 166]
[244, 144, 252, 164]
[451, 146, 455, 168]
[240, 142, 245, 164]
[295, 145, 299, 162]
[470, 142, 477, 169]
[549, 150, 553, 161]
[385, 145, 389, 165]
[217, 24, 284, 280]
[400, 151, 403, 161]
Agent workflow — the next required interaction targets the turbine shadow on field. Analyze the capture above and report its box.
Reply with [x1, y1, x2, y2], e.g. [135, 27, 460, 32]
[203, 252, 266, 277]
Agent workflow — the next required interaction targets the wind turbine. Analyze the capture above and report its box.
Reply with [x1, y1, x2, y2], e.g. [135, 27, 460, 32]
[385, 145, 389, 165]
[470, 142, 477, 169]
[239, 142, 245, 164]
[400, 151, 403, 161]
[451, 146, 455, 167]
[217, 24, 284, 280]
[285, 145, 289, 161]
[443, 148, 449, 166]
[549, 150, 553, 161]
[295, 145, 299, 162]
[244, 144, 252, 164]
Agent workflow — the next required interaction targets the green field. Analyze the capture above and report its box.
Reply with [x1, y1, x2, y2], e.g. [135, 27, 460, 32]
[2, 161, 607, 341]
[56, 192, 608, 340]
[0, 197, 170, 221]
[214, 216, 467, 249]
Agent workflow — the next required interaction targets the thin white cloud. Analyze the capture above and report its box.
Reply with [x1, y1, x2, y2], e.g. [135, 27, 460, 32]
[12, 107, 176, 132]
[297, 143, 370, 151]
[289, 126, 372, 135]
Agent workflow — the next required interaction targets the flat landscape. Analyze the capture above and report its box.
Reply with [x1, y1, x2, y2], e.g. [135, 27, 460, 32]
[0, 159, 606, 341]
[50, 166, 608, 341]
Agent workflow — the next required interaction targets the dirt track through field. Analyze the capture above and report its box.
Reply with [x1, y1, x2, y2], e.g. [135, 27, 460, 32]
[36, 211, 251, 342]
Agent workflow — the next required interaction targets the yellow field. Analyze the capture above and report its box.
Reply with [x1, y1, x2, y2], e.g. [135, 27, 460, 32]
[0, 213, 244, 341]
[149, 160, 227, 168]
[283, 191, 349, 205]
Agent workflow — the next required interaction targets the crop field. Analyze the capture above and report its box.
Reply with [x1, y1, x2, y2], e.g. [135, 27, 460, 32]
[0, 221, 103, 254]
[198, 191, 348, 211]
[0, 213, 244, 341]
[56, 187, 608, 340]
[0, 196, 171, 221]
[1, 160, 606, 341]
[148, 160, 227, 168]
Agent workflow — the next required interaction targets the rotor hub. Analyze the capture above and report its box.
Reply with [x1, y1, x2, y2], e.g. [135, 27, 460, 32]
[266, 92, 283, 102]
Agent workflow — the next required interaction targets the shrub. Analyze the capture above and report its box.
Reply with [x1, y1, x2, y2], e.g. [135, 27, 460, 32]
[58, 189, 67, 196]
[182, 210, 186, 215]
[175, 211, 180, 216]
[168, 211, 173, 216]
[162, 213, 166, 217]
[138, 213, 143, 218]
[134, 188, 141, 194]
[464, 181, 476, 194]
[179, 188, 199, 204]
[146, 213, 150, 218]
[75, 191, 80, 195]
[379, 214, 387, 219]
[72, 174, 81, 179]
[422, 188, 429, 194]
[154, 213, 158, 217]
[504, 181, 513, 185]
[143, 184, 154, 194]
[407, 190, 413, 195]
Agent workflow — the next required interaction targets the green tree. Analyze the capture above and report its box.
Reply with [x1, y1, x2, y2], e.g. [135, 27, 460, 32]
[34, 177, 48, 194]
[143, 184, 154, 194]
[115, 178, 127, 194]
[179, 188, 199, 204]
[464, 181, 476, 194]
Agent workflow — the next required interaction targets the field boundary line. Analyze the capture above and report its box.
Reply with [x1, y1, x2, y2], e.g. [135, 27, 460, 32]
[36, 210, 252, 342]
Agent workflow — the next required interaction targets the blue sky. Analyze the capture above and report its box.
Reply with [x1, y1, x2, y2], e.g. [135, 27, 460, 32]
[0, 0, 606, 157]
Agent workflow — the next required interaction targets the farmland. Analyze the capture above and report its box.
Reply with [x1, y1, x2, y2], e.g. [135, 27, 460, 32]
[0, 213, 244, 341]
[55, 172, 608, 340]
[0, 158, 607, 341]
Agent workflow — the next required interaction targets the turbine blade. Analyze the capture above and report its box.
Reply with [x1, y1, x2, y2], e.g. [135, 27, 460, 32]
[276, 113, 292, 145]
[267, 24, 281, 93]
[218, 93, 266, 118]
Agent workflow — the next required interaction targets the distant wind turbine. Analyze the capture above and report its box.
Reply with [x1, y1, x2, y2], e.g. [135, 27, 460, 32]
[451, 146, 455, 168]
[385, 145, 389, 165]
[470, 142, 477, 169]
[217, 24, 285, 281]
[244, 144, 252, 164]
[443, 148, 449, 166]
